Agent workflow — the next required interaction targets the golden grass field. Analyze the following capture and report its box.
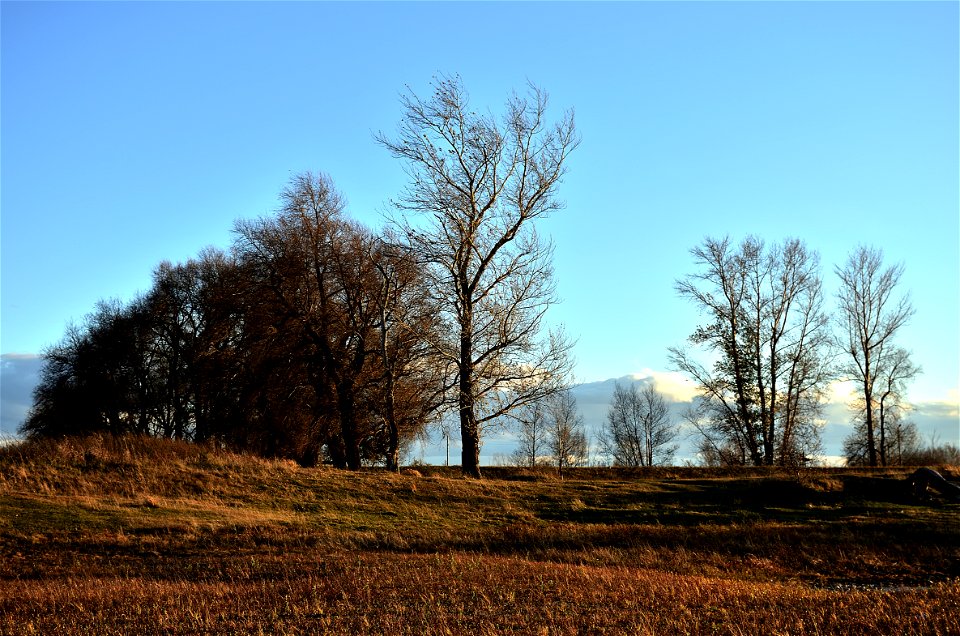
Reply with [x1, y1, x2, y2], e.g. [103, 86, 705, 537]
[1, 435, 957, 634]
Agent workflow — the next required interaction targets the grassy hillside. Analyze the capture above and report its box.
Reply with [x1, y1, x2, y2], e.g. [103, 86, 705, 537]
[1, 435, 958, 634]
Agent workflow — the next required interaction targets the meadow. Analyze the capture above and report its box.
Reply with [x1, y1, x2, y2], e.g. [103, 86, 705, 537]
[1, 435, 957, 635]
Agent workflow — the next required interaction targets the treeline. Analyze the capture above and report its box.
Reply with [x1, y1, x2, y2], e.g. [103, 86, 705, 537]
[22, 173, 448, 469]
[21, 76, 948, 472]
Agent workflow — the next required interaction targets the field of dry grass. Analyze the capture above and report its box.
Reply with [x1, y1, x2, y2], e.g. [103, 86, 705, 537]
[1, 435, 958, 634]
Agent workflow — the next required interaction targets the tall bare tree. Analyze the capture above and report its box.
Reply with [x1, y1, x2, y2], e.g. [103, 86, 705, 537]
[378, 76, 579, 477]
[670, 236, 831, 466]
[835, 246, 915, 467]
[602, 381, 678, 467]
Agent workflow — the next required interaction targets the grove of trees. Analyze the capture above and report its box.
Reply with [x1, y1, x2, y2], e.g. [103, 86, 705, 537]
[23, 77, 581, 476]
[510, 389, 589, 476]
[670, 237, 832, 467]
[24, 174, 450, 470]
[670, 237, 932, 468]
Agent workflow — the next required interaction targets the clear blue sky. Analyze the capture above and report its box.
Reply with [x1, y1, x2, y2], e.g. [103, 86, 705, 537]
[2, 2, 958, 441]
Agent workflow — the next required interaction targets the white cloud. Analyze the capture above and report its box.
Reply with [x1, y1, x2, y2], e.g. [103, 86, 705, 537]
[813, 455, 847, 467]
[913, 397, 959, 420]
[628, 368, 699, 403]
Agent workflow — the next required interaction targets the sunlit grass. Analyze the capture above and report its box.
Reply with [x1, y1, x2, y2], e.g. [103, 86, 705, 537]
[1, 435, 957, 634]
[5, 553, 959, 635]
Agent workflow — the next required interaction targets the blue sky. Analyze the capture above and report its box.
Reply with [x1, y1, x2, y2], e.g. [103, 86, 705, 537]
[2, 2, 957, 450]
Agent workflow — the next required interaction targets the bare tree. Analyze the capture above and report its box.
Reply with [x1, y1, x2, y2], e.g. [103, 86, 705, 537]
[547, 388, 587, 479]
[601, 381, 679, 467]
[835, 246, 915, 467]
[510, 399, 550, 468]
[378, 76, 579, 477]
[670, 237, 831, 466]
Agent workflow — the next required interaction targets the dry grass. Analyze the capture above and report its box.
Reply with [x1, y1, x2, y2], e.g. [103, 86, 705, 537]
[1, 435, 958, 634]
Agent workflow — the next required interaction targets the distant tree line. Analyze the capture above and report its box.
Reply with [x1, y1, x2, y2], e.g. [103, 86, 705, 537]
[842, 415, 960, 467]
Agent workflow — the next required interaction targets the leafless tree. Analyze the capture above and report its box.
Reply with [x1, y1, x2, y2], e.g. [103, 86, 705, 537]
[670, 236, 831, 466]
[835, 246, 915, 466]
[510, 399, 550, 468]
[378, 76, 579, 477]
[547, 388, 587, 479]
[145, 249, 244, 443]
[601, 381, 678, 467]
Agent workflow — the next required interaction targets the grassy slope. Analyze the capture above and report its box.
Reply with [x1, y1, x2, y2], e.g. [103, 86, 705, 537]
[1, 436, 958, 634]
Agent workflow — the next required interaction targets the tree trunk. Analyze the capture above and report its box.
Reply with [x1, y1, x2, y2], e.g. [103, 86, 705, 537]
[327, 433, 347, 469]
[379, 287, 401, 472]
[460, 392, 481, 477]
[386, 424, 400, 473]
[383, 357, 400, 472]
[385, 381, 400, 472]
[878, 396, 887, 467]
[459, 333, 481, 478]
[865, 388, 877, 467]
[338, 385, 362, 470]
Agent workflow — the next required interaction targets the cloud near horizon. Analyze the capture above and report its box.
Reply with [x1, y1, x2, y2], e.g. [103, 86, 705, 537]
[0, 354, 43, 436]
[627, 369, 700, 403]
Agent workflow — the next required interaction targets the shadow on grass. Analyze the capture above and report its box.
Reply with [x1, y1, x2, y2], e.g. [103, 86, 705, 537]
[532, 475, 927, 526]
